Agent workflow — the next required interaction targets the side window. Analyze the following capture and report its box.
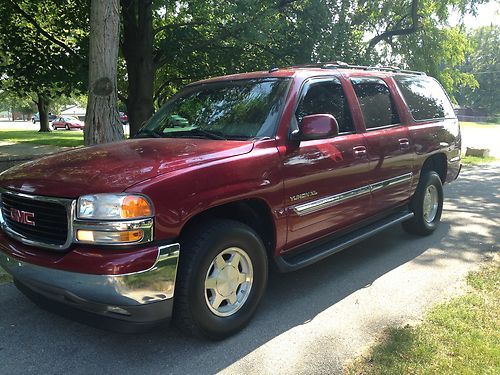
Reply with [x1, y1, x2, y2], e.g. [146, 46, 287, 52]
[394, 75, 455, 121]
[351, 77, 400, 129]
[296, 78, 354, 133]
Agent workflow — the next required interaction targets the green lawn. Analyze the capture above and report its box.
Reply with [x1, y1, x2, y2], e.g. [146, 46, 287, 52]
[0, 272, 12, 284]
[347, 260, 500, 375]
[461, 155, 498, 165]
[0, 130, 84, 147]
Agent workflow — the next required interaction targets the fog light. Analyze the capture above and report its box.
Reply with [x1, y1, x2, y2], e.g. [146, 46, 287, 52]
[76, 229, 144, 244]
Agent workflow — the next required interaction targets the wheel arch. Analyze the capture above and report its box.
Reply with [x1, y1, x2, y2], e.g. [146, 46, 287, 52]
[421, 153, 447, 183]
[179, 198, 277, 258]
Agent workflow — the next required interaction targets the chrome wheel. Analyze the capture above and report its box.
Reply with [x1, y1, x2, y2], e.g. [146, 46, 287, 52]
[423, 184, 439, 223]
[204, 247, 253, 317]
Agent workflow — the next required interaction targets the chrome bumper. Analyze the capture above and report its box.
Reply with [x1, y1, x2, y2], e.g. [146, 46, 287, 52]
[0, 243, 180, 322]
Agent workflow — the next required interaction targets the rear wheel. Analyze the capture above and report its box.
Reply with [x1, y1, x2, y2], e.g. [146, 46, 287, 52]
[173, 219, 268, 339]
[65, 124, 70, 130]
[402, 171, 443, 235]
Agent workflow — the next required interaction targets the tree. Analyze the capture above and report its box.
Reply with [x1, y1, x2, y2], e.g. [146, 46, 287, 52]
[0, 90, 36, 121]
[456, 25, 499, 115]
[358, 0, 486, 98]
[84, 0, 124, 145]
[0, 0, 88, 131]
[121, 0, 155, 137]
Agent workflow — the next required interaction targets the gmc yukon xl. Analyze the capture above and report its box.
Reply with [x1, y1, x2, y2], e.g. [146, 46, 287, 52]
[0, 64, 461, 339]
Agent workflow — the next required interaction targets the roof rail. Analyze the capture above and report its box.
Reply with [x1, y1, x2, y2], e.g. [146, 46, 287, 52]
[287, 61, 426, 76]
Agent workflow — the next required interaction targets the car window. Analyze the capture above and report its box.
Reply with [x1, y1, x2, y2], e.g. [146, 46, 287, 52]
[138, 78, 290, 140]
[351, 77, 400, 129]
[394, 75, 455, 121]
[295, 78, 354, 133]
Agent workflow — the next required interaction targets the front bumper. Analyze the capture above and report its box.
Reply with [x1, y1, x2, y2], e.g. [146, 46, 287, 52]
[0, 243, 180, 328]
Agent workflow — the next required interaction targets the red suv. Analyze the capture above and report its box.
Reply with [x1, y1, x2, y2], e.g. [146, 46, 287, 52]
[0, 64, 461, 339]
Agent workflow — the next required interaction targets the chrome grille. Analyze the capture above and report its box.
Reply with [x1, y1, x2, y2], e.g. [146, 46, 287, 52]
[0, 189, 74, 251]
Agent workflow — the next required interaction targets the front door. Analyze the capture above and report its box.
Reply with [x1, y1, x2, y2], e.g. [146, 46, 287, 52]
[280, 77, 372, 251]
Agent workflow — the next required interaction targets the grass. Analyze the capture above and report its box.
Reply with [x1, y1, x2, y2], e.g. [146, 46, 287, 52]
[0, 130, 84, 147]
[461, 155, 498, 165]
[460, 121, 499, 129]
[0, 272, 12, 284]
[346, 260, 500, 375]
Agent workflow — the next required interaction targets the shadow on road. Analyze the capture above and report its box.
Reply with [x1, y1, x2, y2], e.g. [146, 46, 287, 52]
[0, 165, 497, 375]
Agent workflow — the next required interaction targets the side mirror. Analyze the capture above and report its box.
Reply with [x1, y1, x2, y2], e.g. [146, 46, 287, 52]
[291, 114, 339, 141]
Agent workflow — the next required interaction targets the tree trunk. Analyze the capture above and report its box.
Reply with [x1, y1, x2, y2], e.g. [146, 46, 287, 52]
[122, 0, 154, 137]
[84, 0, 124, 146]
[37, 94, 51, 132]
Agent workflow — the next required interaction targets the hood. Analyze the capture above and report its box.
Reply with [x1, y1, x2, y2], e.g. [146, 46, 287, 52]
[0, 138, 254, 198]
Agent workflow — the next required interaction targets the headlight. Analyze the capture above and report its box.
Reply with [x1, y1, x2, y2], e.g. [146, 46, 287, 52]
[77, 194, 153, 220]
[74, 194, 154, 245]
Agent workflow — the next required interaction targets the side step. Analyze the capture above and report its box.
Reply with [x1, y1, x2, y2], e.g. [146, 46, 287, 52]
[275, 211, 414, 272]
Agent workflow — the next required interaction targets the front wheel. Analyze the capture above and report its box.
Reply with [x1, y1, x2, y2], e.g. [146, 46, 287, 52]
[173, 219, 268, 339]
[402, 171, 443, 236]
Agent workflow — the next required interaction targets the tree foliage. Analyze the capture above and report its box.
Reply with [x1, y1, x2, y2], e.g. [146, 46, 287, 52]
[0, 0, 493, 140]
[456, 25, 499, 114]
[0, 0, 88, 130]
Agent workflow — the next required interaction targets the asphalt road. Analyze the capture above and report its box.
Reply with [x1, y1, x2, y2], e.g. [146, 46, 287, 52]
[0, 163, 498, 374]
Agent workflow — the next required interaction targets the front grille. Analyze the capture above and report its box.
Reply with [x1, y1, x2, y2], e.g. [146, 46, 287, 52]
[1, 192, 69, 247]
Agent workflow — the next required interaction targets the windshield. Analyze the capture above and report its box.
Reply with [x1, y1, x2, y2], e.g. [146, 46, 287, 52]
[137, 78, 290, 140]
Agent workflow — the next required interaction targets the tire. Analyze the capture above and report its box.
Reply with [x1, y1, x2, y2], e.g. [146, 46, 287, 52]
[52, 124, 56, 130]
[65, 124, 70, 130]
[173, 219, 268, 339]
[402, 171, 443, 236]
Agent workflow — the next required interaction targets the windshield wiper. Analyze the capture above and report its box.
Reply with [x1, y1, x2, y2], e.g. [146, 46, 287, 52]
[187, 128, 227, 140]
[134, 129, 164, 138]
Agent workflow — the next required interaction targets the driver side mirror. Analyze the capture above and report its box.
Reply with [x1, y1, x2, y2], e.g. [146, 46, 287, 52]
[290, 114, 340, 141]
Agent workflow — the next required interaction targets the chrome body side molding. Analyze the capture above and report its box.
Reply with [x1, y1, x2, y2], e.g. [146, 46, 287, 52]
[292, 172, 413, 216]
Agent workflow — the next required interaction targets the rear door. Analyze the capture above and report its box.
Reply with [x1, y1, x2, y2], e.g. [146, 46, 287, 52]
[350, 76, 414, 212]
[281, 77, 372, 251]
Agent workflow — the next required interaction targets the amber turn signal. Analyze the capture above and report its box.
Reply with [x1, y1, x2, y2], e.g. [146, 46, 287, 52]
[121, 196, 153, 219]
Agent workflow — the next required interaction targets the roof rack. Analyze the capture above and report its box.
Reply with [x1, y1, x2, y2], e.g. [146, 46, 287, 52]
[287, 61, 426, 76]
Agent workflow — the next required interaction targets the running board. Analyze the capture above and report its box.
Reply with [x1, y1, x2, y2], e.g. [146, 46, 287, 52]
[275, 211, 414, 272]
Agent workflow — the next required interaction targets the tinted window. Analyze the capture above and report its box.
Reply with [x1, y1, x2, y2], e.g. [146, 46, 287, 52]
[394, 75, 455, 121]
[296, 78, 354, 133]
[351, 77, 400, 129]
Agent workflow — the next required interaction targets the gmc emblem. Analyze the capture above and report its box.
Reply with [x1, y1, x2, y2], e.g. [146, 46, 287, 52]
[10, 208, 35, 226]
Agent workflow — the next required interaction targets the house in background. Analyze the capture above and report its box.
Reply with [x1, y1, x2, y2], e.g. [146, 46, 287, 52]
[60, 105, 86, 122]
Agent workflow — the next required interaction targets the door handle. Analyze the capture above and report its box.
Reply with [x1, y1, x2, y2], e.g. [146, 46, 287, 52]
[398, 138, 410, 150]
[353, 146, 367, 158]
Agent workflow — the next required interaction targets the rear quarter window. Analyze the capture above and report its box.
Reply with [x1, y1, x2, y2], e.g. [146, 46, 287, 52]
[394, 75, 455, 121]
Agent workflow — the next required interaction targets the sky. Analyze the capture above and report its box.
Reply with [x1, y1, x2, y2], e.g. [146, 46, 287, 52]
[449, 1, 500, 28]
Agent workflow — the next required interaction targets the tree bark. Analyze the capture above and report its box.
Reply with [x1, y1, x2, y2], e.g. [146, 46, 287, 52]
[122, 0, 154, 137]
[84, 0, 124, 146]
[37, 94, 51, 132]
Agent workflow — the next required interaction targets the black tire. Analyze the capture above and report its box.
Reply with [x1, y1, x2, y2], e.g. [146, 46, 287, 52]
[173, 219, 268, 339]
[52, 124, 56, 130]
[65, 124, 70, 130]
[402, 171, 443, 236]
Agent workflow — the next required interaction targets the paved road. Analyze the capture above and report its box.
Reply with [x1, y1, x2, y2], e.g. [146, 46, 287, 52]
[0, 164, 498, 374]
